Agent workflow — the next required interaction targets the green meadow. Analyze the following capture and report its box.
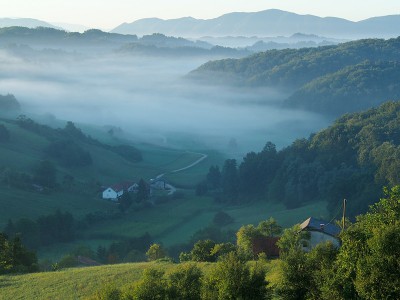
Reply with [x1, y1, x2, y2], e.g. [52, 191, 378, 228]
[0, 260, 279, 299]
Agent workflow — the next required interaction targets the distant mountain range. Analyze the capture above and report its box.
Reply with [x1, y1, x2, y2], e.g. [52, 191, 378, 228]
[0, 18, 62, 30]
[111, 9, 400, 38]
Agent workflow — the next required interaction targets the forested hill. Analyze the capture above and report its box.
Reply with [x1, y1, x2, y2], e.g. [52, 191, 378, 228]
[202, 101, 400, 218]
[189, 37, 400, 116]
[284, 61, 400, 115]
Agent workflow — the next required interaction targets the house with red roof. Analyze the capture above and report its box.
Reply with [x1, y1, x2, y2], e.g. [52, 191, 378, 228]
[102, 181, 138, 201]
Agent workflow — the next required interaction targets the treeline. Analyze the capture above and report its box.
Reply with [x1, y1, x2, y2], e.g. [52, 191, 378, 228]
[0, 233, 38, 274]
[274, 185, 400, 300]
[191, 37, 400, 116]
[90, 187, 399, 299]
[284, 60, 400, 115]
[0, 94, 20, 113]
[3, 210, 76, 249]
[199, 101, 400, 217]
[93, 253, 271, 300]
[15, 116, 142, 165]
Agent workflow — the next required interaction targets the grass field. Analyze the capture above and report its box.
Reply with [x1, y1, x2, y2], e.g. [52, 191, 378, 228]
[38, 195, 328, 261]
[0, 260, 276, 299]
[0, 119, 226, 229]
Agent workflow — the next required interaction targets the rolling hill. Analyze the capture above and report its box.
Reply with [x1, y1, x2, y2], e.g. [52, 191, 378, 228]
[0, 18, 61, 30]
[189, 37, 400, 116]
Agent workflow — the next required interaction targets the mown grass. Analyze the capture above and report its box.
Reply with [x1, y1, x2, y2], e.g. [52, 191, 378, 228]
[0, 262, 169, 300]
[0, 259, 275, 299]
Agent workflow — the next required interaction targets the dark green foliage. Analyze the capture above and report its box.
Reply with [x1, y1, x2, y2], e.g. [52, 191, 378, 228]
[102, 233, 152, 264]
[273, 186, 400, 300]
[0, 124, 10, 142]
[0, 233, 38, 274]
[135, 178, 149, 203]
[192, 37, 400, 116]
[190, 239, 216, 262]
[45, 139, 92, 167]
[193, 37, 400, 89]
[118, 191, 133, 212]
[212, 211, 234, 227]
[0, 94, 20, 113]
[213, 102, 400, 217]
[37, 210, 75, 245]
[206, 165, 221, 190]
[221, 159, 238, 202]
[167, 264, 203, 300]
[326, 186, 400, 300]
[210, 242, 236, 259]
[93, 285, 122, 300]
[32, 160, 57, 188]
[1, 168, 32, 190]
[146, 243, 167, 261]
[4, 211, 77, 249]
[15, 117, 142, 164]
[111, 145, 142, 163]
[285, 61, 400, 115]
[195, 181, 208, 196]
[132, 268, 167, 300]
[202, 252, 271, 300]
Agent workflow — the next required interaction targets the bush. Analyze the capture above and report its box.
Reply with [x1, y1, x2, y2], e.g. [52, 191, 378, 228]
[167, 264, 203, 300]
[201, 252, 271, 300]
[131, 268, 167, 300]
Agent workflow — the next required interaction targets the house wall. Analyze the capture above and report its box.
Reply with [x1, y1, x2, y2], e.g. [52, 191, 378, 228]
[302, 231, 340, 252]
[102, 188, 120, 201]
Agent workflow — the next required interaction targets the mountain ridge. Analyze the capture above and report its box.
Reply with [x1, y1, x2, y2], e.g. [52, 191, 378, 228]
[111, 9, 400, 38]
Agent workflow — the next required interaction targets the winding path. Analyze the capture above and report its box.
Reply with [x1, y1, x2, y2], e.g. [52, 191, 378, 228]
[154, 152, 208, 195]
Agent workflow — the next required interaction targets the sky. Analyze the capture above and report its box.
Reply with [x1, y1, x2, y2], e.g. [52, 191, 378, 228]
[0, 0, 399, 30]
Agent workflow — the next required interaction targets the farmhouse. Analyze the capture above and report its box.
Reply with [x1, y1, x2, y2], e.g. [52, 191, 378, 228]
[102, 181, 138, 201]
[300, 217, 341, 252]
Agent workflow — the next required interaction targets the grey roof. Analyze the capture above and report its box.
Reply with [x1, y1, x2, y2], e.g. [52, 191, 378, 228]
[300, 217, 341, 237]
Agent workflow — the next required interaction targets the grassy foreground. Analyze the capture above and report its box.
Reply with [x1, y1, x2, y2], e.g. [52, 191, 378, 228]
[0, 260, 280, 299]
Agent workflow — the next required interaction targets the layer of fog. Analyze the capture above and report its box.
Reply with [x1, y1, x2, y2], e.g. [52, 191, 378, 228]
[0, 49, 330, 156]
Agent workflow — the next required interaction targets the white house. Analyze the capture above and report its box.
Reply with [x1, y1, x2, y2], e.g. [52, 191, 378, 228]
[102, 181, 138, 201]
[300, 217, 341, 252]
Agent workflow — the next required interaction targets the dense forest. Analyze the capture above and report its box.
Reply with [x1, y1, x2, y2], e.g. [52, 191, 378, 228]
[199, 101, 400, 218]
[190, 37, 400, 115]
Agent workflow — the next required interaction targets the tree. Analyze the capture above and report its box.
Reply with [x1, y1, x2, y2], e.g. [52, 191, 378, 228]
[33, 160, 57, 188]
[132, 268, 167, 300]
[257, 217, 282, 237]
[329, 186, 400, 300]
[221, 159, 238, 201]
[145, 243, 166, 261]
[212, 211, 234, 227]
[136, 178, 149, 203]
[236, 224, 262, 259]
[206, 166, 221, 190]
[190, 239, 216, 262]
[167, 264, 203, 300]
[0, 234, 38, 274]
[118, 190, 132, 212]
[202, 252, 271, 300]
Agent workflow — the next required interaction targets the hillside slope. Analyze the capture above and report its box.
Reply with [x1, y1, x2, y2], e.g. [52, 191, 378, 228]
[190, 37, 400, 116]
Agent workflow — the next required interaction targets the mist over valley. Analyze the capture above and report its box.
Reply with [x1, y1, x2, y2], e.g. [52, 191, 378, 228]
[0, 44, 329, 155]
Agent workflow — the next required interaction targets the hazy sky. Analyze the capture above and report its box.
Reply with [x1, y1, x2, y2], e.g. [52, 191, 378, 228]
[0, 0, 399, 30]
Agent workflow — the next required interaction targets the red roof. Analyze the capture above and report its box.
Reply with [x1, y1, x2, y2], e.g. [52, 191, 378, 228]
[110, 181, 136, 192]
